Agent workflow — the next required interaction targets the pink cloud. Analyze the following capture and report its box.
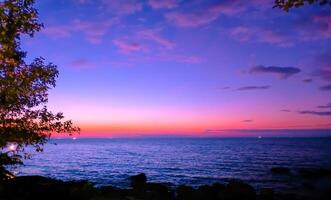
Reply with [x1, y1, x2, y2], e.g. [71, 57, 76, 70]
[148, 0, 177, 9]
[101, 0, 143, 15]
[43, 18, 118, 44]
[113, 39, 143, 54]
[76, 0, 88, 4]
[229, 26, 293, 47]
[208, 0, 246, 16]
[166, 11, 219, 27]
[42, 26, 71, 38]
[74, 0, 142, 15]
[165, 0, 274, 27]
[158, 54, 203, 64]
[289, 11, 331, 42]
[137, 29, 176, 49]
[69, 59, 96, 69]
[301, 13, 331, 40]
[71, 19, 116, 44]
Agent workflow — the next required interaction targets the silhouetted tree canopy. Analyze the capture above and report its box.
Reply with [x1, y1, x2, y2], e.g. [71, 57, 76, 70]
[0, 0, 79, 177]
[274, 0, 331, 11]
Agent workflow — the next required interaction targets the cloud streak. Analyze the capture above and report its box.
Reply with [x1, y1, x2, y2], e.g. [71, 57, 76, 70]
[137, 29, 176, 49]
[313, 66, 331, 82]
[299, 111, 331, 116]
[249, 65, 301, 79]
[69, 59, 96, 69]
[43, 18, 118, 44]
[165, 1, 246, 28]
[320, 84, 331, 91]
[113, 39, 143, 54]
[229, 26, 293, 47]
[237, 85, 271, 91]
[165, 0, 274, 28]
[148, 0, 177, 9]
[318, 103, 331, 109]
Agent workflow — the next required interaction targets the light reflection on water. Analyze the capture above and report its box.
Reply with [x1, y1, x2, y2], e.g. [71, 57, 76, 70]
[11, 138, 331, 191]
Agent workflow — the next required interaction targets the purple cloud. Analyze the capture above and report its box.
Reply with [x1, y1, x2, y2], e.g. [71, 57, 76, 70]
[249, 65, 301, 79]
[298, 12, 331, 41]
[299, 110, 331, 116]
[320, 84, 331, 91]
[42, 26, 71, 38]
[217, 87, 231, 90]
[137, 29, 176, 49]
[148, 0, 177, 9]
[237, 85, 271, 91]
[303, 78, 313, 83]
[113, 39, 143, 54]
[69, 59, 96, 69]
[280, 109, 291, 112]
[242, 119, 253, 123]
[158, 54, 202, 64]
[101, 0, 143, 15]
[165, 10, 220, 28]
[43, 18, 118, 44]
[75, 0, 143, 15]
[228, 26, 293, 47]
[165, 1, 244, 28]
[165, 0, 274, 28]
[318, 103, 331, 109]
[313, 65, 331, 82]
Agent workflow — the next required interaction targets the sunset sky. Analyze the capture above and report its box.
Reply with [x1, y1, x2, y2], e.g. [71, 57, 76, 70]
[22, 0, 331, 137]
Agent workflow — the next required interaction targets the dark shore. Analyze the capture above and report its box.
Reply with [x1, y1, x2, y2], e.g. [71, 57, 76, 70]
[1, 167, 331, 200]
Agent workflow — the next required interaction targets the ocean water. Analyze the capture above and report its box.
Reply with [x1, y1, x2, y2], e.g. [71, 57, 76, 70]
[11, 138, 331, 192]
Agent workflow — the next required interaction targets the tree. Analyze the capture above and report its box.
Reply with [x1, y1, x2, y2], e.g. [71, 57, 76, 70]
[274, 0, 331, 11]
[0, 0, 79, 179]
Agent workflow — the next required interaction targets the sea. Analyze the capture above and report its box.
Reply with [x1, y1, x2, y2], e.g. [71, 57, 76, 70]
[10, 137, 331, 192]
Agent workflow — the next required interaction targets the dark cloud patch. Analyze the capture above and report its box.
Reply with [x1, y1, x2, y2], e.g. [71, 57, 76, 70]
[311, 52, 331, 82]
[69, 59, 96, 69]
[249, 65, 301, 79]
[303, 78, 313, 83]
[217, 87, 230, 90]
[299, 110, 331, 116]
[237, 85, 270, 91]
[242, 119, 253, 123]
[313, 66, 331, 82]
[280, 109, 291, 112]
[320, 84, 331, 91]
[318, 103, 331, 109]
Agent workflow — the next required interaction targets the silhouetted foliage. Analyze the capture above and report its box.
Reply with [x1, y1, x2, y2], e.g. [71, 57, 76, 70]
[0, 0, 79, 177]
[274, 0, 331, 11]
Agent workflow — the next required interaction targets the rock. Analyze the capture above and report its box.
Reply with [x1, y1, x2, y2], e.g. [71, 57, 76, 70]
[0, 176, 97, 200]
[212, 183, 226, 199]
[99, 185, 128, 199]
[299, 168, 331, 180]
[147, 183, 174, 200]
[128, 173, 148, 199]
[130, 173, 147, 190]
[271, 167, 291, 175]
[176, 185, 197, 200]
[260, 188, 274, 200]
[64, 180, 96, 199]
[222, 181, 256, 200]
[197, 185, 215, 200]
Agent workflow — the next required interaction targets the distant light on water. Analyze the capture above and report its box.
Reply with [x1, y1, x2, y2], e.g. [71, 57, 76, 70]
[258, 136, 262, 139]
[72, 137, 77, 140]
[7, 143, 17, 151]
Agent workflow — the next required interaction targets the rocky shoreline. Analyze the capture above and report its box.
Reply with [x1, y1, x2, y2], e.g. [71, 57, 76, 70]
[0, 167, 331, 200]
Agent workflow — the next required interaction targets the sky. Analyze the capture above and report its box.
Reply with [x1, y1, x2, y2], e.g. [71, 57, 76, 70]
[21, 0, 331, 137]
